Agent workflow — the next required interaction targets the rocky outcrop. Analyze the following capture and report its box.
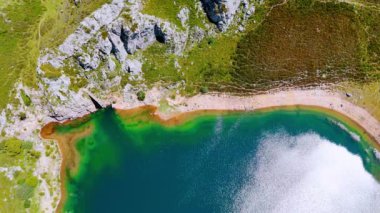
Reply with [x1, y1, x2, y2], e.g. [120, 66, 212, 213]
[59, 0, 125, 57]
[77, 51, 101, 70]
[201, 0, 254, 31]
[123, 59, 142, 74]
[119, 21, 157, 54]
[33, 0, 255, 125]
[109, 27, 128, 61]
[39, 0, 255, 78]
[40, 0, 188, 76]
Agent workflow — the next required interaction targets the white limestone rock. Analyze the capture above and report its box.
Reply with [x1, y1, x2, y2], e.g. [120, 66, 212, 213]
[154, 22, 188, 55]
[107, 58, 116, 71]
[120, 19, 157, 54]
[58, 0, 125, 57]
[77, 51, 101, 70]
[177, 7, 190, 27]
[97, 35, 113, 56]
[109, 30, 128, 62]
[123, 59, 142, 75]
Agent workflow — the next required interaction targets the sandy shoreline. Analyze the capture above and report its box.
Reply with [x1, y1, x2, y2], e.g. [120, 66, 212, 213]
[114, 89, 380, 145]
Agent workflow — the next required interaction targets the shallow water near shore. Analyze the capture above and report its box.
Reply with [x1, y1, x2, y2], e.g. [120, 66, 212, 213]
[56, 107, 380, 212]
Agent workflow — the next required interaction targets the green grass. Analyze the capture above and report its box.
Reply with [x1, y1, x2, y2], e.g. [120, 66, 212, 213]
[179, 35, 238, 93]
[142, 43, 182, 85]
[0, 138, 41, 212]
[0, 0, 12, 9]
[340, 82, 380, 121]
[40, 63, 62, 79]
[357, 6, 380, 79]
[142, 0, 206, 28]
[141, 33, 239, 94]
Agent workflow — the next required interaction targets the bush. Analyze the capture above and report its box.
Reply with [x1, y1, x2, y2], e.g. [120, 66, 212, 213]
[137, 91, 146, 101]
[19, 112, 27, 121]
[4, 139, 22, 156]
[207, 37, 216, 45]
[25, 176, 38, 188]
[200, 86, 209, 94]
[24, 199, 31, 208]
[29, 150, 41, 159]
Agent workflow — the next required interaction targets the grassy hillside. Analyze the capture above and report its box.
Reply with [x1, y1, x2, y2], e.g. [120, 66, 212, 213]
[0, 0, 44, 109]
[232, 0, 379, 91]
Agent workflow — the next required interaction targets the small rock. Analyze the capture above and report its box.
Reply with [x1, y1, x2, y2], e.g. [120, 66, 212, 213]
[177, 7, 190, 27]
[107, 58, 116, 71]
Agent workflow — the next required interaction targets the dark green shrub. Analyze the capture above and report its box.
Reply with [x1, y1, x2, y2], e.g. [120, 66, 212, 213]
[207, 37, 215, 45]
[24, 199, 31, 208]
[137, 91, 146, 101]
[19, 112, 26, 120]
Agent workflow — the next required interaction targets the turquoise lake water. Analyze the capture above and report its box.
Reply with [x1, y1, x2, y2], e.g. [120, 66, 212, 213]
[60, 107, 380, 212]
